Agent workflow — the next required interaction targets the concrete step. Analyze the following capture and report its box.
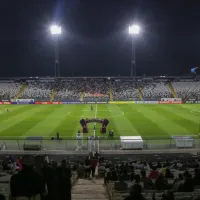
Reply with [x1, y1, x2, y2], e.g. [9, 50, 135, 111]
[72, 194, 106, 199]
[72, 178, 108, 200]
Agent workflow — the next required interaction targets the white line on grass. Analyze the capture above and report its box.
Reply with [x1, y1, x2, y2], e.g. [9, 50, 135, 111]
[94, 104, 98, 125]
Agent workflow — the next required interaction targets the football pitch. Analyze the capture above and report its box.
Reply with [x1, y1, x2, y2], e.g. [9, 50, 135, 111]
[0, 104, 200, 140]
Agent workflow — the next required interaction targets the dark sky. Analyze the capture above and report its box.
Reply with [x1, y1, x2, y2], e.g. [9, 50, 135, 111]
[0, 0, 200, 77]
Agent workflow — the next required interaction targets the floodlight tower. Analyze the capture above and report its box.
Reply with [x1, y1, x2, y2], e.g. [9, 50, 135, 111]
[50, 25, 62, 77]
[128, 24, 140, 77]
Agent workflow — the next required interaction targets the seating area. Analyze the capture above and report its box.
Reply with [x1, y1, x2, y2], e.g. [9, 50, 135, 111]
[54, 80, 83, 101]
[0, 152, 199, 199]
[140, 82, 173, 101]
[111, 80, 140, 101]
[83, 79, 110, 102]
[0, 81, 20, 100]
[172, 81, 200, 101]
[101, 153, 200, 200]
[0, 78, 200, 102]
[20, 80, 54, 101]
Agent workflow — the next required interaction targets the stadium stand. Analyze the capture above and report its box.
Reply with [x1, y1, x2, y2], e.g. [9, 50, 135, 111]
[0, 81, 20, 100]
[172, 81, 200, 101]
[83, 79, 110, 102]
[1, 77, 200, 200]
[0, 152, 199, 199]
[140, 81, 173, 101]
[1, 77, 199, 102]
[111, 80, 140, 101]
[20, 80, 54, 101]
[54, 79, 83, 101]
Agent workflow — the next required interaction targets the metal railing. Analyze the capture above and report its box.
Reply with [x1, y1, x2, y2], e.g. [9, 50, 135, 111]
[0, 136, 199, 152]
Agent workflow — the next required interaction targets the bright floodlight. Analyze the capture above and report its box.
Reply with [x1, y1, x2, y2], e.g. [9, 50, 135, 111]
[129, 24, 140, 35]
[50, 25, 62, 35]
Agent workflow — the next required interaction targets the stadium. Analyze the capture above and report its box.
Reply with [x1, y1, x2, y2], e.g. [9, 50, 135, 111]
[0, 77, 200, 151]
[1, 1, 200, 200]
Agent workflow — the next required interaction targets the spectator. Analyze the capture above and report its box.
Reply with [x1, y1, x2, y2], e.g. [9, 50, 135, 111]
[57, 159, 72, 200]
[173, 174, 183, 191]
[35, 155, 56, 200]
[155, 174, 169, 190]
[193, 168, 200, 186]
[125, 184, 146, 200]
[10, 155, 46, 200]
[165, 168, 174, 179]
[163, 160, 171, 168]
[114, 176, 128, 191]
[149, 166, 159, 180]
[161, 190, 174, 200]
[134, 174, 141, 184]
[176, 161, 183, 169]
[156, 161, 162, 168]
[90, 156, 98, 177]
[110, 169, 118, 181]
[104, 167, 110, 184]
[0, 194, 5, 200]
[84, 158, 91, 179]
[194, 196, 200, 200]
[140, 170, 153, 190]
[177, 171, 194, 192]
[152, 190, 174, 200]
[173, 173, 183, 184]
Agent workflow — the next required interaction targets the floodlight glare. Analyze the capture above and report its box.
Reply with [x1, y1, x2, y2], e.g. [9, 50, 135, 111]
[50, 25, 62, 35]
[129, 24, 140, 35]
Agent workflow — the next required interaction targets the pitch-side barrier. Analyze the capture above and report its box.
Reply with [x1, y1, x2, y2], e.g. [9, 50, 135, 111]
[0, 100, 184, 105]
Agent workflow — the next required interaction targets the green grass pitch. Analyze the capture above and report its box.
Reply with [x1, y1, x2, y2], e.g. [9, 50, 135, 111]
[0, 104, 200, 140]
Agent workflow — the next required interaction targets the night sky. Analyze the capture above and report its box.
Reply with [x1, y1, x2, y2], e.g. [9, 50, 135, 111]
[1, 0, 200, 77]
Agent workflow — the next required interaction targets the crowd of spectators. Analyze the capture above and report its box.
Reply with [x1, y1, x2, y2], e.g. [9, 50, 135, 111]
[20, 80, 54, 101]
[54, 80, 83, 101]
[0, 153, 200, 199]
[172, 81, 200, 101]
[0, 152, 100, 200]
[83, 79, 109, 102]
[54, 79, 110, 102]
[0, 155, 74, 200]
[0, 81, 20, 100]
[140, 81, 173, 101]
[111, 80, 140, 101]
[102, 156, 200, 200]
[0, 79, 200, 102]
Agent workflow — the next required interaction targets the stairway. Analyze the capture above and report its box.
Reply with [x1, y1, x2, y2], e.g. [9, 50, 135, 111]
[72, 179, 108, 200]
[138, 87, 143, 101]
[80, 91, 85, 102]
[109, 88, 113, 101]
[50, 88, 56, 102]
[15, 84, 26, 100]
[168, 83, 177, 98]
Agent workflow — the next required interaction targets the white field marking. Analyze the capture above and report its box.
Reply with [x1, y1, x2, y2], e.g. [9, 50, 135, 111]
[190, 109, 200, 114]
[94, 104, 98, 125]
